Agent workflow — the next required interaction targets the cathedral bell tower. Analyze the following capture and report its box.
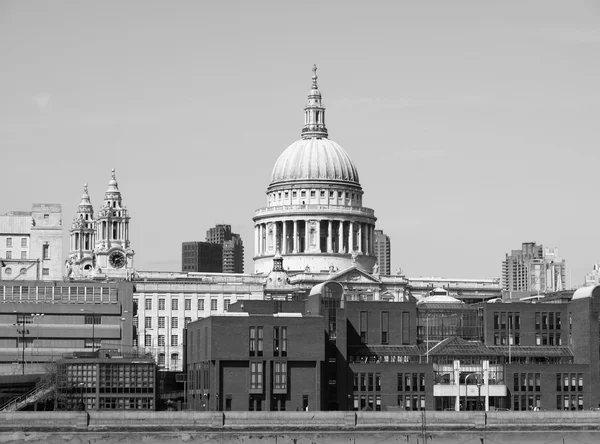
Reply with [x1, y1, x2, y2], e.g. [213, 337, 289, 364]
[67, 183, 96, 278]
[93, 169, 134, 278]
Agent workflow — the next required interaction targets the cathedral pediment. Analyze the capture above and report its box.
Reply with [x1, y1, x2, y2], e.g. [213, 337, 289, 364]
[328, 266, 381, 284]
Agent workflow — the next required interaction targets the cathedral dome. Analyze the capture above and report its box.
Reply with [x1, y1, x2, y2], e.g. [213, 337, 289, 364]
[270, 138, 360, 186]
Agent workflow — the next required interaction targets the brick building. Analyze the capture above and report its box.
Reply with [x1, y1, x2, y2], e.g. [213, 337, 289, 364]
[186, 303, 324, 412]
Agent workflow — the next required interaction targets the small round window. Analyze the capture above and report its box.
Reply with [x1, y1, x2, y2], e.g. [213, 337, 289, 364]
[20, 268, 27, 274]
[4, 268, 12, 275]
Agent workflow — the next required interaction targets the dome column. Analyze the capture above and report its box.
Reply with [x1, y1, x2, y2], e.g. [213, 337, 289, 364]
[281, 220, 288, 254]
[365, 224, 370, 255]
[254, 225, 259, 257]
[315, 219, 321, 253]
[349, 221, 354, 253]
[357, 223, 363, 253]
[327, 220, 333, 253]
[272, 222, 278, 253]
[293, 220, 298, 253]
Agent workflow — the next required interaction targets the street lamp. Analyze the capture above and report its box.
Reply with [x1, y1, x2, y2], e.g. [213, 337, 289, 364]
[78, 381, 85, 411]
[13, 311, 29, 375]
[477, 379, 482, 411]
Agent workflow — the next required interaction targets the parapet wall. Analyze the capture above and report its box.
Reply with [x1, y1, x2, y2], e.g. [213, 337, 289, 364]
[1, 411, 600, 431]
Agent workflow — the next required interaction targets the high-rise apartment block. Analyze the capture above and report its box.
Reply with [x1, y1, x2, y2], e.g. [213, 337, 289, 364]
[0, 204, 63, 280]
[501, 242, 566, 292]
[182, 224, 244, 273]
[373, 229, 391, 275]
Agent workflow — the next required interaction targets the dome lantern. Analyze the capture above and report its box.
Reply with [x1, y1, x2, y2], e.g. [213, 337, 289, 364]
[302, 64, 328, 139]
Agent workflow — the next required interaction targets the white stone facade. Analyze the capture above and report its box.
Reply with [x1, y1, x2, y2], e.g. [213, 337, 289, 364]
[0, 203, 63, 280]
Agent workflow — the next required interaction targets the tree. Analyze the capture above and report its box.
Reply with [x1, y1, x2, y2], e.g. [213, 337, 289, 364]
[36, 362, 80, 411]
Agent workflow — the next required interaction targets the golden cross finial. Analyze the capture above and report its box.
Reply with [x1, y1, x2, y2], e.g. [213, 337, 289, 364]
[111, 168, 116, 180]
[312, 64, 318, 88]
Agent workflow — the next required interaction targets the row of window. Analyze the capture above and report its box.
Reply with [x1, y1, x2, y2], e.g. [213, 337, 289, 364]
[534, 312, 563, 330]
[2, 251, 28, 259]
[359, 311, 411, 345]
[513, 373, 541, 392]
[353, 372, 382, 392]
[249, 326, 288, 357]
[556, 373, 584, 392]
[353, 394, 383, 411]
[269, 189, 360, 202]
[142, 298, 225, 312]
[5, 238, 28, 248]
[492, 312, 521, 330]
[144, 333, 180, 347]
[144, 317, 192, 329]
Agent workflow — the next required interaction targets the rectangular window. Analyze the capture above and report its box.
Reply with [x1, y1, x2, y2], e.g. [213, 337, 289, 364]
[6, 238, 12, 248]
[556, 374, 562, 392]
[158, 316, 165, 328]
[171, 299, 179, 310]
[549, 312, 554, 330]
[257, 326, 263, 356]
[360, 311, 368, 343]
[402, 312, 410, 344]
[273, 326, 280, 357]
[249, 326, 256, 357]
[21, 238, 27, 248]
[184, 317, 191, 327]
[381, 311, 389, 344]
[250, 361, 263, 391]
[281, 326, 287, 357]
[310, 190, 315, 197]
[171, 335, 178, 346]
[273, 361, 287, 392]
[172, 317, 178, 329]
[6, 251, 12, 259]
[578, 374, 583, 392]
[515, 313, 521, 330]
[144, 334, 152, 347]
[556, 312, 561, 329]
[145, 299, 152, 310]
[42, 268, 49, 276]
[376, 373, 381, 392]
[493, 312, 499, 329]
[184, 299, 191, 310]
[20, 251, 27, 259]
[198, 299, 205, 311]
[500, 312, 506, 329]
[42, 244, 49, 260]
[84, 315, 101, 325]
[158, 335, 165, 347]
[224, 299, 230, 311]
[145, 317, 152, 328]
[17, 314, 33, 324]
[542, 312, 548, 330]
[211, 299, 218, 311]
[535, 312, 541, 330]
[158, 299, 165, 310]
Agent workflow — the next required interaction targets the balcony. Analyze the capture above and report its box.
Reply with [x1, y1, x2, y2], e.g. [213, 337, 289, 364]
[254, 204, 375, 217]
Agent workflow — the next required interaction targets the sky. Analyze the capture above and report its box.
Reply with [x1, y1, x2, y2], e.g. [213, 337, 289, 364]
[1, 1, 599, 287]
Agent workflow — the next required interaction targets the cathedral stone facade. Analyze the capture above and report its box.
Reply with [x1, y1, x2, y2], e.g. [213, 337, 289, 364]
[68, 169, 135, 280]
[253, 66, 377, 275]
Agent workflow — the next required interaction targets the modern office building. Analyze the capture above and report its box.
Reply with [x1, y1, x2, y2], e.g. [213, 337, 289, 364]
[182, 225, 244, 273]
[181, 242, 223, 272]
[501, 242, 566, 292]
[0, 279, 134, 375]
[0, 204, 63, 281]
[373, 230, 391, 275]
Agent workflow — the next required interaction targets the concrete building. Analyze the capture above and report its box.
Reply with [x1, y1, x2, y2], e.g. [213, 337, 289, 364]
[0, 204, 63, 281]
[222, 234, 244, 273]
[583, 264, 600, 287]
[0, 280, 134, 375]
[501, 242, 566, 292]
[373, 230, 391, 275]
[66, 170, 135, 280]
[253, 65, 377, 274]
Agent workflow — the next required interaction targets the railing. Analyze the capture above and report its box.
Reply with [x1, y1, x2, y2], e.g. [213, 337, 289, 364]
[0, 383, 53, 412]
[254, 204, 375, 217]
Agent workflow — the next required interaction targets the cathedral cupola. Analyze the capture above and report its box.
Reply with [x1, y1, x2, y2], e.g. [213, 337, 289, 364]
[68, 183, 96, 277]
[302, 64, 328, 139]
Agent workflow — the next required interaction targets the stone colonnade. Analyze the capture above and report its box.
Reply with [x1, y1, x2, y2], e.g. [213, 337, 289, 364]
[254, 219, 375, 256]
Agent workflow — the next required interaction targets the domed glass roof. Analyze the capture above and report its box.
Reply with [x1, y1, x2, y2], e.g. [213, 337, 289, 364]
[270, 137, 360, 186]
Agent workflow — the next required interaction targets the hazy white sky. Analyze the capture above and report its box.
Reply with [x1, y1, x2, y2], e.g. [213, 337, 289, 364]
[1, 1, 599, 286]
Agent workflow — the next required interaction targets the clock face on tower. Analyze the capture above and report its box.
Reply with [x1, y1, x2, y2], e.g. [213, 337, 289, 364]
[109, 251, 126, 269]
